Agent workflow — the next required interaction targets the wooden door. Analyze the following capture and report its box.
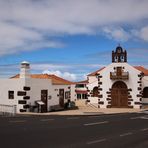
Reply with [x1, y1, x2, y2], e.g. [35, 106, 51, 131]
[59, 89, 64, 107]
[120, 89, 128, 107]
[111, 88, 119, 107]
[111, 81, 128, 108]
[41, 90, 48, 112]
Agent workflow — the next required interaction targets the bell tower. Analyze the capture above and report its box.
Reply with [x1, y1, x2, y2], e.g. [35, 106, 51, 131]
[112, 45, 127, 63]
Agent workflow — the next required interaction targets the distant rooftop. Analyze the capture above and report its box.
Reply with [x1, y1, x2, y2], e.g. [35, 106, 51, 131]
[11, 74, 74, 85]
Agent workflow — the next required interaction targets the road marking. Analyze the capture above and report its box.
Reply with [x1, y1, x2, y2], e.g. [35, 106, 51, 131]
[40, 119, 54, 121]
[9, 120, 26, 123]
[67, 117, 80, 120]
[87, 138, 106, 145]
[130, 116, 141, 120]
[140, 128, 148, 131]
[84, 121, 108, 126]
[120, 132, 133, 137]
[131, 116, 148, 120]
[140, 111, 148, 114]
[140, 116, 148, 120]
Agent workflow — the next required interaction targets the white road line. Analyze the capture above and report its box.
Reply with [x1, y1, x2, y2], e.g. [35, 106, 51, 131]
[131, 116, 148, 120]
[140, 128, 148, 131]
[84, 121, 108, 126]
[141, 111, 148, 114]
[87, 138, 106, 145]
[9, 120, 26, 123]
[120, 132, 133, 137]
[140, 116, 148, 120]
[40, 119, 54, 121]
[130, 116, 141, 120]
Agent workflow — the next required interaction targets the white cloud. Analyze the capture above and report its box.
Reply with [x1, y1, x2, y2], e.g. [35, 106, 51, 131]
[139, 26, 148, 41]
[130, 26, 148, 42]
[31, 64, 70, 71]
[7, 0, 147, 29]
[43, 70, 77, 81]
[102, 27, 130, 42]
[31, 63, 105, 81]
[0, 21, 64, 56]
[0, 0, 148, 55]
[31, 63, 106, 72]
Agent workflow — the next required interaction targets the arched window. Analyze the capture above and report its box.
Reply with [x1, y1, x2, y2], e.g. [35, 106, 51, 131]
[93, 87, 98, 97]
[143, 87, 148, 98]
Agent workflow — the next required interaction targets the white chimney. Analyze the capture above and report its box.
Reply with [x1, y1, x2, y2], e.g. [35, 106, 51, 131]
[20, 61, 30, 78]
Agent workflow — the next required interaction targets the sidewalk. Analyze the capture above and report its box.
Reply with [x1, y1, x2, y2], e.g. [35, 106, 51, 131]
[18, 100, 148, 116]
[18, 107, 145, 116]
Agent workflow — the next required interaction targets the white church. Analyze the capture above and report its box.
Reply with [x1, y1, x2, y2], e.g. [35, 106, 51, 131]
[87, 46, 148, 109]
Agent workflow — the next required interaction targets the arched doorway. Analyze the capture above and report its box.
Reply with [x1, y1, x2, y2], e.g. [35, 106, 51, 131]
[143, 87, 148, 98]
[93, 87, 98, 97]
[111, 81, 128, 108]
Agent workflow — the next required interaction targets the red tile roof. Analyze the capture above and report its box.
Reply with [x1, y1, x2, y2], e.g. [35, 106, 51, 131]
[11, 74, 74, 85]
[134, 66, 148, 76]
[87, 67, 105, 76]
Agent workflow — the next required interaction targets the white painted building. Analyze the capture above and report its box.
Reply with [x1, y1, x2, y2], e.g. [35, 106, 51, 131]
[87, 46, 148, 109]
[0, 61, 76, 113]
[75, 80, 88, 99]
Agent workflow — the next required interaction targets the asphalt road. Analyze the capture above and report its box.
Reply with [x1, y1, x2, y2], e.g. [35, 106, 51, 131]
[0, 112, 148, 148]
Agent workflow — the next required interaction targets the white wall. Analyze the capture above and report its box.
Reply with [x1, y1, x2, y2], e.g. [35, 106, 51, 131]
[0, 78, 25, 112]
[0, 77, 75, 113]
[26, 79, 75, 110]
[87, 63, 142, 109]
[100, 63, 141, 108]
[25, 78, 52, 111]
[70, 84, 76, 101]
[87, 76, 98, 104]
[50, 85, 69, 106]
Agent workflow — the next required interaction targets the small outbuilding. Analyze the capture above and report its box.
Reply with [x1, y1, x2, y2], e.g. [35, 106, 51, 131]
[0, 61, 76, 113]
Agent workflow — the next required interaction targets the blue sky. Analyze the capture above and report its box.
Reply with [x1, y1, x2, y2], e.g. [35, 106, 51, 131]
[0, 0, 148, 81]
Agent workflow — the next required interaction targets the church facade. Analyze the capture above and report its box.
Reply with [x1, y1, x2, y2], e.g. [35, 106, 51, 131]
[87, 46, 148, 109]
